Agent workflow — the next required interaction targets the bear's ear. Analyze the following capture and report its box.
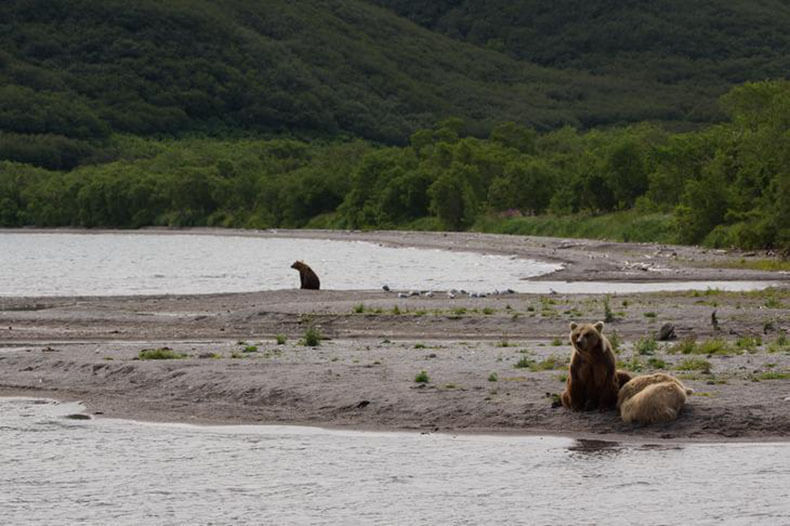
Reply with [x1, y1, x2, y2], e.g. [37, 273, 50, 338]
[594, 321, 604, 332]
[569, 322, 577, 330]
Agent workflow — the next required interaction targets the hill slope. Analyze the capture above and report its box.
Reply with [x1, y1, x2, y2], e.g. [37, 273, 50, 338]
[372, 0, 790, 88]
[2, 0, 717, 168]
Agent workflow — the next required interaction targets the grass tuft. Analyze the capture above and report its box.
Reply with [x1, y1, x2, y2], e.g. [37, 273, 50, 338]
[138, 348, 186, 360]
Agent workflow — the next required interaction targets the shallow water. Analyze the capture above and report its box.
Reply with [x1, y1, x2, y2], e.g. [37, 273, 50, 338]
[0, 231, 782, 297]
[0, 232, 558, 296]
[1, 398, 789, 525]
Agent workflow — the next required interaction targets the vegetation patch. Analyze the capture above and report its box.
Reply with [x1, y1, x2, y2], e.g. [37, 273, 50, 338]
[634, 336, 659, 355]
[675, 357, 712, 373]
[137, 348, 186, 360]
[301, 327, 321, 347]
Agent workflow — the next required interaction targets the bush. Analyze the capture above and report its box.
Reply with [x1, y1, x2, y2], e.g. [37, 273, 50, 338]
[302, 327, 321, 347]
[138, 348, 186, 360]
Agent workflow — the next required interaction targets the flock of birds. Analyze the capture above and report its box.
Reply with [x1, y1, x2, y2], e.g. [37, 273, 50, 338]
[382, 285, 517, 299]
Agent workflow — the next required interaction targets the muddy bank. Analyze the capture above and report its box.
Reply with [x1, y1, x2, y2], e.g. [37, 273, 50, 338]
[1, 229, 788, 440]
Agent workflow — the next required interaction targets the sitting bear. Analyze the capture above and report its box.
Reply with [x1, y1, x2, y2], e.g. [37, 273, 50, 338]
[561, 321, 632, 411]
[617, 373, 693, 425]
[291, 260, 320, 290]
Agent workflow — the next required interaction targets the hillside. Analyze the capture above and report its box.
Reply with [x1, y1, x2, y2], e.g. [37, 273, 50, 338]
[371, 0, 790, 89]
[3, 0, 716, 169]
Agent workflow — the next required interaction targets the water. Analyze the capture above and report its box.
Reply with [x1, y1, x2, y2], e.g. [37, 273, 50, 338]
[1, 399, 788, 525]
[0, 232, 558, 296]
[0, 232, 782, 297]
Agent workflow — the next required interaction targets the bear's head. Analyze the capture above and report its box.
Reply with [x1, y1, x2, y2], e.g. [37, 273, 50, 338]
[569, 321, 605, 355]
[291, 261, 304, 270]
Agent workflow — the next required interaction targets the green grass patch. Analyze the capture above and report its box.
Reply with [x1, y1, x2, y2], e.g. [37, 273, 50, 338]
[242, 345, 258, 353]
[735, 335, 762, 352]
[751, 371, 790, 380]
[617, 355, 645, 372]
[301, 327, 321, 347]
[551, 337, 563, 346]
[138, 348, 186, 360]
[514, 356, 534, 369]
[488, 372, 498, 382]
[647, 357, 667, 369]
[634, 336, 659, 355]
[353, 303, 366, 313]
[668, 337, 737, 355]
[675, 357, 712, 373]
[275, 334, 287, 345]
[767, 334, 790, 353]
[415, 370, 430, 383]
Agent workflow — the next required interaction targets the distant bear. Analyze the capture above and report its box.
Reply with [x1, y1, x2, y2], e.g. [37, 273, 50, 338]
[617, 373, 693, 425]
[291, 260, 320, 290]
[561, 321, 633, 411]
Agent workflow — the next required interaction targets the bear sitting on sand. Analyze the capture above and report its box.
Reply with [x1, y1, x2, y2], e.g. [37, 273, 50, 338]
[291, 260, 320, 290]
[561, 321, 633, 411]
[617, 373, 693, 425]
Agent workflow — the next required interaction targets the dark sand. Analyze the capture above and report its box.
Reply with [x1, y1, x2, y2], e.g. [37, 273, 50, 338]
[1, 228, 788, 441]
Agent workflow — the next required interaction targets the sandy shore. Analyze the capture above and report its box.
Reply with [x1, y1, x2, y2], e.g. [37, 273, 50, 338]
[1, 228, 788, 440]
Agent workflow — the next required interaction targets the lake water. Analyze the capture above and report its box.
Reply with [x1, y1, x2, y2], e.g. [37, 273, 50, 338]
[0, 231, 782, 297]
[1, 398, 788, 525]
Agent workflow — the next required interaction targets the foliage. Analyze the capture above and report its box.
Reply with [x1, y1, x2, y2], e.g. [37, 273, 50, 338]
[302, 327, 321, 347]
[0, 78, 787, 251]
[137, 347, 186, 360]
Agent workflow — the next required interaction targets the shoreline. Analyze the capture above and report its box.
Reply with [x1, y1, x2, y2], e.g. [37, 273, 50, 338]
[1, 228, 788, 440]
[3, 391, 789, 446]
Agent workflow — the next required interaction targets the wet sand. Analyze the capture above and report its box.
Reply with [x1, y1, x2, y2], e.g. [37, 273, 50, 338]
[1, 228, 788, 440]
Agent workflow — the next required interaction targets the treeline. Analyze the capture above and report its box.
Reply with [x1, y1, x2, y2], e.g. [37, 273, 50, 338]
[0, 81, 787, 251]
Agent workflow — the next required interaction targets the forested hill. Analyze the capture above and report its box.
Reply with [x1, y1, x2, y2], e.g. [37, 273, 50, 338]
[371, 0, 790, 88]
[0, 0, 747, 169]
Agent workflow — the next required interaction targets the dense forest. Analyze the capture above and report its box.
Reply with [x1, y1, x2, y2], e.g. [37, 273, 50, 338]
[0, 1, 788, 251]
[372, 0, 790, 86]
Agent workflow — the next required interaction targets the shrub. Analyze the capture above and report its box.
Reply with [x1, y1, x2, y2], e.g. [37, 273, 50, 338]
[488, 372, 498, 382]
[302, 327, 321, 347]
[635, 336, 658, 355]
[514, 356, 534, 369]
[138, 348, 186, 360]
[415, 370, 430, 383]
[275, 334, 287, 345]
[675, 357, 712, 373]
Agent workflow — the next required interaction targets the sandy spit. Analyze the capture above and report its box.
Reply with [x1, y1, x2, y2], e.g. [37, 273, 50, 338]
[1, 228, 788, 441]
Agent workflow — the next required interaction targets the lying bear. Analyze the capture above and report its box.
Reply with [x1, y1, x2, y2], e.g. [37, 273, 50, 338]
[617, 373, 693, 425]
[561, 321, 632, 411]
[291, 260, 320, 290]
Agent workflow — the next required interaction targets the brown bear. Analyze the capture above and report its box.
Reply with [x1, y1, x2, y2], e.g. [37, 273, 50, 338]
[291, 260, 320, 290]
[617, 373, 693, 424]
[561, 321, 633, 411]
